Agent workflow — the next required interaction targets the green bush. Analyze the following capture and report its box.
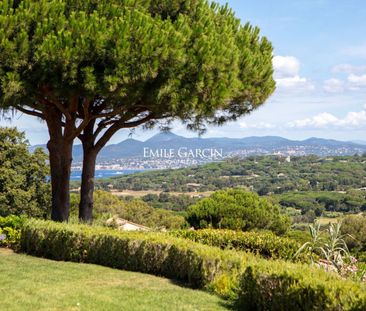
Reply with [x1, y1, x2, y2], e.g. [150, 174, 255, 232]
[237, 261, 366, 311]
[341, 214, 366, 253]
[0, 128, 50, 218]
[0, 227, 20, 248]
[0, 215, 25, 248]
[186, 189, 290, 234]
[171, 229, 299, 260]
[285, 229, 312, 245]
[20, 220, 366, 309]
[0, 215, 26, 229]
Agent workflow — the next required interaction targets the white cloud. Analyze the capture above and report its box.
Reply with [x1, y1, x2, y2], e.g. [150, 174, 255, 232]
[273, 55, 314, 92]
[273, 55, 315, 92]
[287, 105, 366, 130]
[288, 113, 339, 129]
[276, 75, 315, 91]
[323, 78, 344, 93]
[273, 55, 300, 78]
[332, 64, 366, 75]
[347, 74, 366, 89]
[321, 74, 366, 93]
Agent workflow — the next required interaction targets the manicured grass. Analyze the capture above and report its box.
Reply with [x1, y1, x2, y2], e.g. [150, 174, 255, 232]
[0, 248, 230, 311]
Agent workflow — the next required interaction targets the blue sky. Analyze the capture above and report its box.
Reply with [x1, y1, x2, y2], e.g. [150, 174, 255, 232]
[2, 0, 366, 144]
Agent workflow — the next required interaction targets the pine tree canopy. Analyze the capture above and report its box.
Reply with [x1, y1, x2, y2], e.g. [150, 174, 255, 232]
[0, 0, 275, 133]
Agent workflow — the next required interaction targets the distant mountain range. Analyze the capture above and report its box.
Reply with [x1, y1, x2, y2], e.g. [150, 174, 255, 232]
[30, 132, 366, 163]
[351, 140, 366, 145]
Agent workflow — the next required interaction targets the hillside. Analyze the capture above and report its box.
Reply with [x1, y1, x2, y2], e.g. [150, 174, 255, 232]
[31, 133, 366, 163]
[95, 155, 366, 195]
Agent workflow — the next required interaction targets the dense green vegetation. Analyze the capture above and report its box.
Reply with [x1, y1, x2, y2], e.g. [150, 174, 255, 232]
[94, 156, 366, 232]
[0, 128, 50, 218]
[0, 249, 228, 311]
[236, 261, 365, 311]
[70, 191, 186, 230]
[187, 189, 290, 234]
[19, 220, 366, 309]
[272, 190, 366, 223]
[341, 214, 366, 260]
[97, 155, 366, 194]
[141, 193, 199, 212]
[278, 190, 366, 213]
[171, 229, 299, 260]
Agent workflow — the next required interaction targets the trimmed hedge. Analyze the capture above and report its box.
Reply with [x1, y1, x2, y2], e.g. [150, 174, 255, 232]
[20, 219, 246, 291]
[237, 261, 366, 311]
[20, 220, 366, 309]
[171, 229, 299, 260]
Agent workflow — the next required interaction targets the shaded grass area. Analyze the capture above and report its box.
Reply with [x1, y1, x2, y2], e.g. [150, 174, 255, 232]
[0, 248, 230, 311]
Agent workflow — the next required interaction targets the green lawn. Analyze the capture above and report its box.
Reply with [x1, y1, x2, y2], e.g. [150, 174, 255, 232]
[0, 248, 230, 311]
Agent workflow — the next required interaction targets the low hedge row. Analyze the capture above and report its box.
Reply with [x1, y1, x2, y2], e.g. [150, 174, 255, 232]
[20, 219, 246, 291]
[171, 229, 299, 260]
[20, 220, 366, 310]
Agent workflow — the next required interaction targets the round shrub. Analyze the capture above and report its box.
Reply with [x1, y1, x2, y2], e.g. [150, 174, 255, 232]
[186, 189, 290, 234]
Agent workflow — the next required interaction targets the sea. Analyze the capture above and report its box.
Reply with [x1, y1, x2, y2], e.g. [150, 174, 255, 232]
[70, 169, 145, 180]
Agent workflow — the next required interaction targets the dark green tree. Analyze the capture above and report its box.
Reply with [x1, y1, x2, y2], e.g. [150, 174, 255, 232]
[341, 214, 366, 254]
[0, 0, 275, 222]
[186, 189, 290, 234]
[0, 127, 50, 217]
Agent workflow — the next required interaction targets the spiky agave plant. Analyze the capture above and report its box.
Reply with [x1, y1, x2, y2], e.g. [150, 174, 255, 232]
[320, 222, 350, 273]
[295, 221, 354, 275]
[294, 221, 323, 264]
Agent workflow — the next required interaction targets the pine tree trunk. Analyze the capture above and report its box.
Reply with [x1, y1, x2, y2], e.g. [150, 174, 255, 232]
[47, 139, 73, 222]
[79, 143, 97, 223]
[78, 119, 125, 223]
[78, 120, 98, 223]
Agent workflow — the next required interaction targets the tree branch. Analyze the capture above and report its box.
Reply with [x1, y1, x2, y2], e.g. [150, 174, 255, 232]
[94, 113, 155, 152]
[92, 106, 126, 119]
[92, 107, 148, 141]
[45, 96, 72, 120]
[72, 99, 92, 139]
[39, 85, 72, 120]
[16, 106, 45, 119]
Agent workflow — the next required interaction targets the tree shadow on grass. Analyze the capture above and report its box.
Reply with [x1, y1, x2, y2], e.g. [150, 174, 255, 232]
[218, 301, 238, 310]
[167, 278, 237, 310]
